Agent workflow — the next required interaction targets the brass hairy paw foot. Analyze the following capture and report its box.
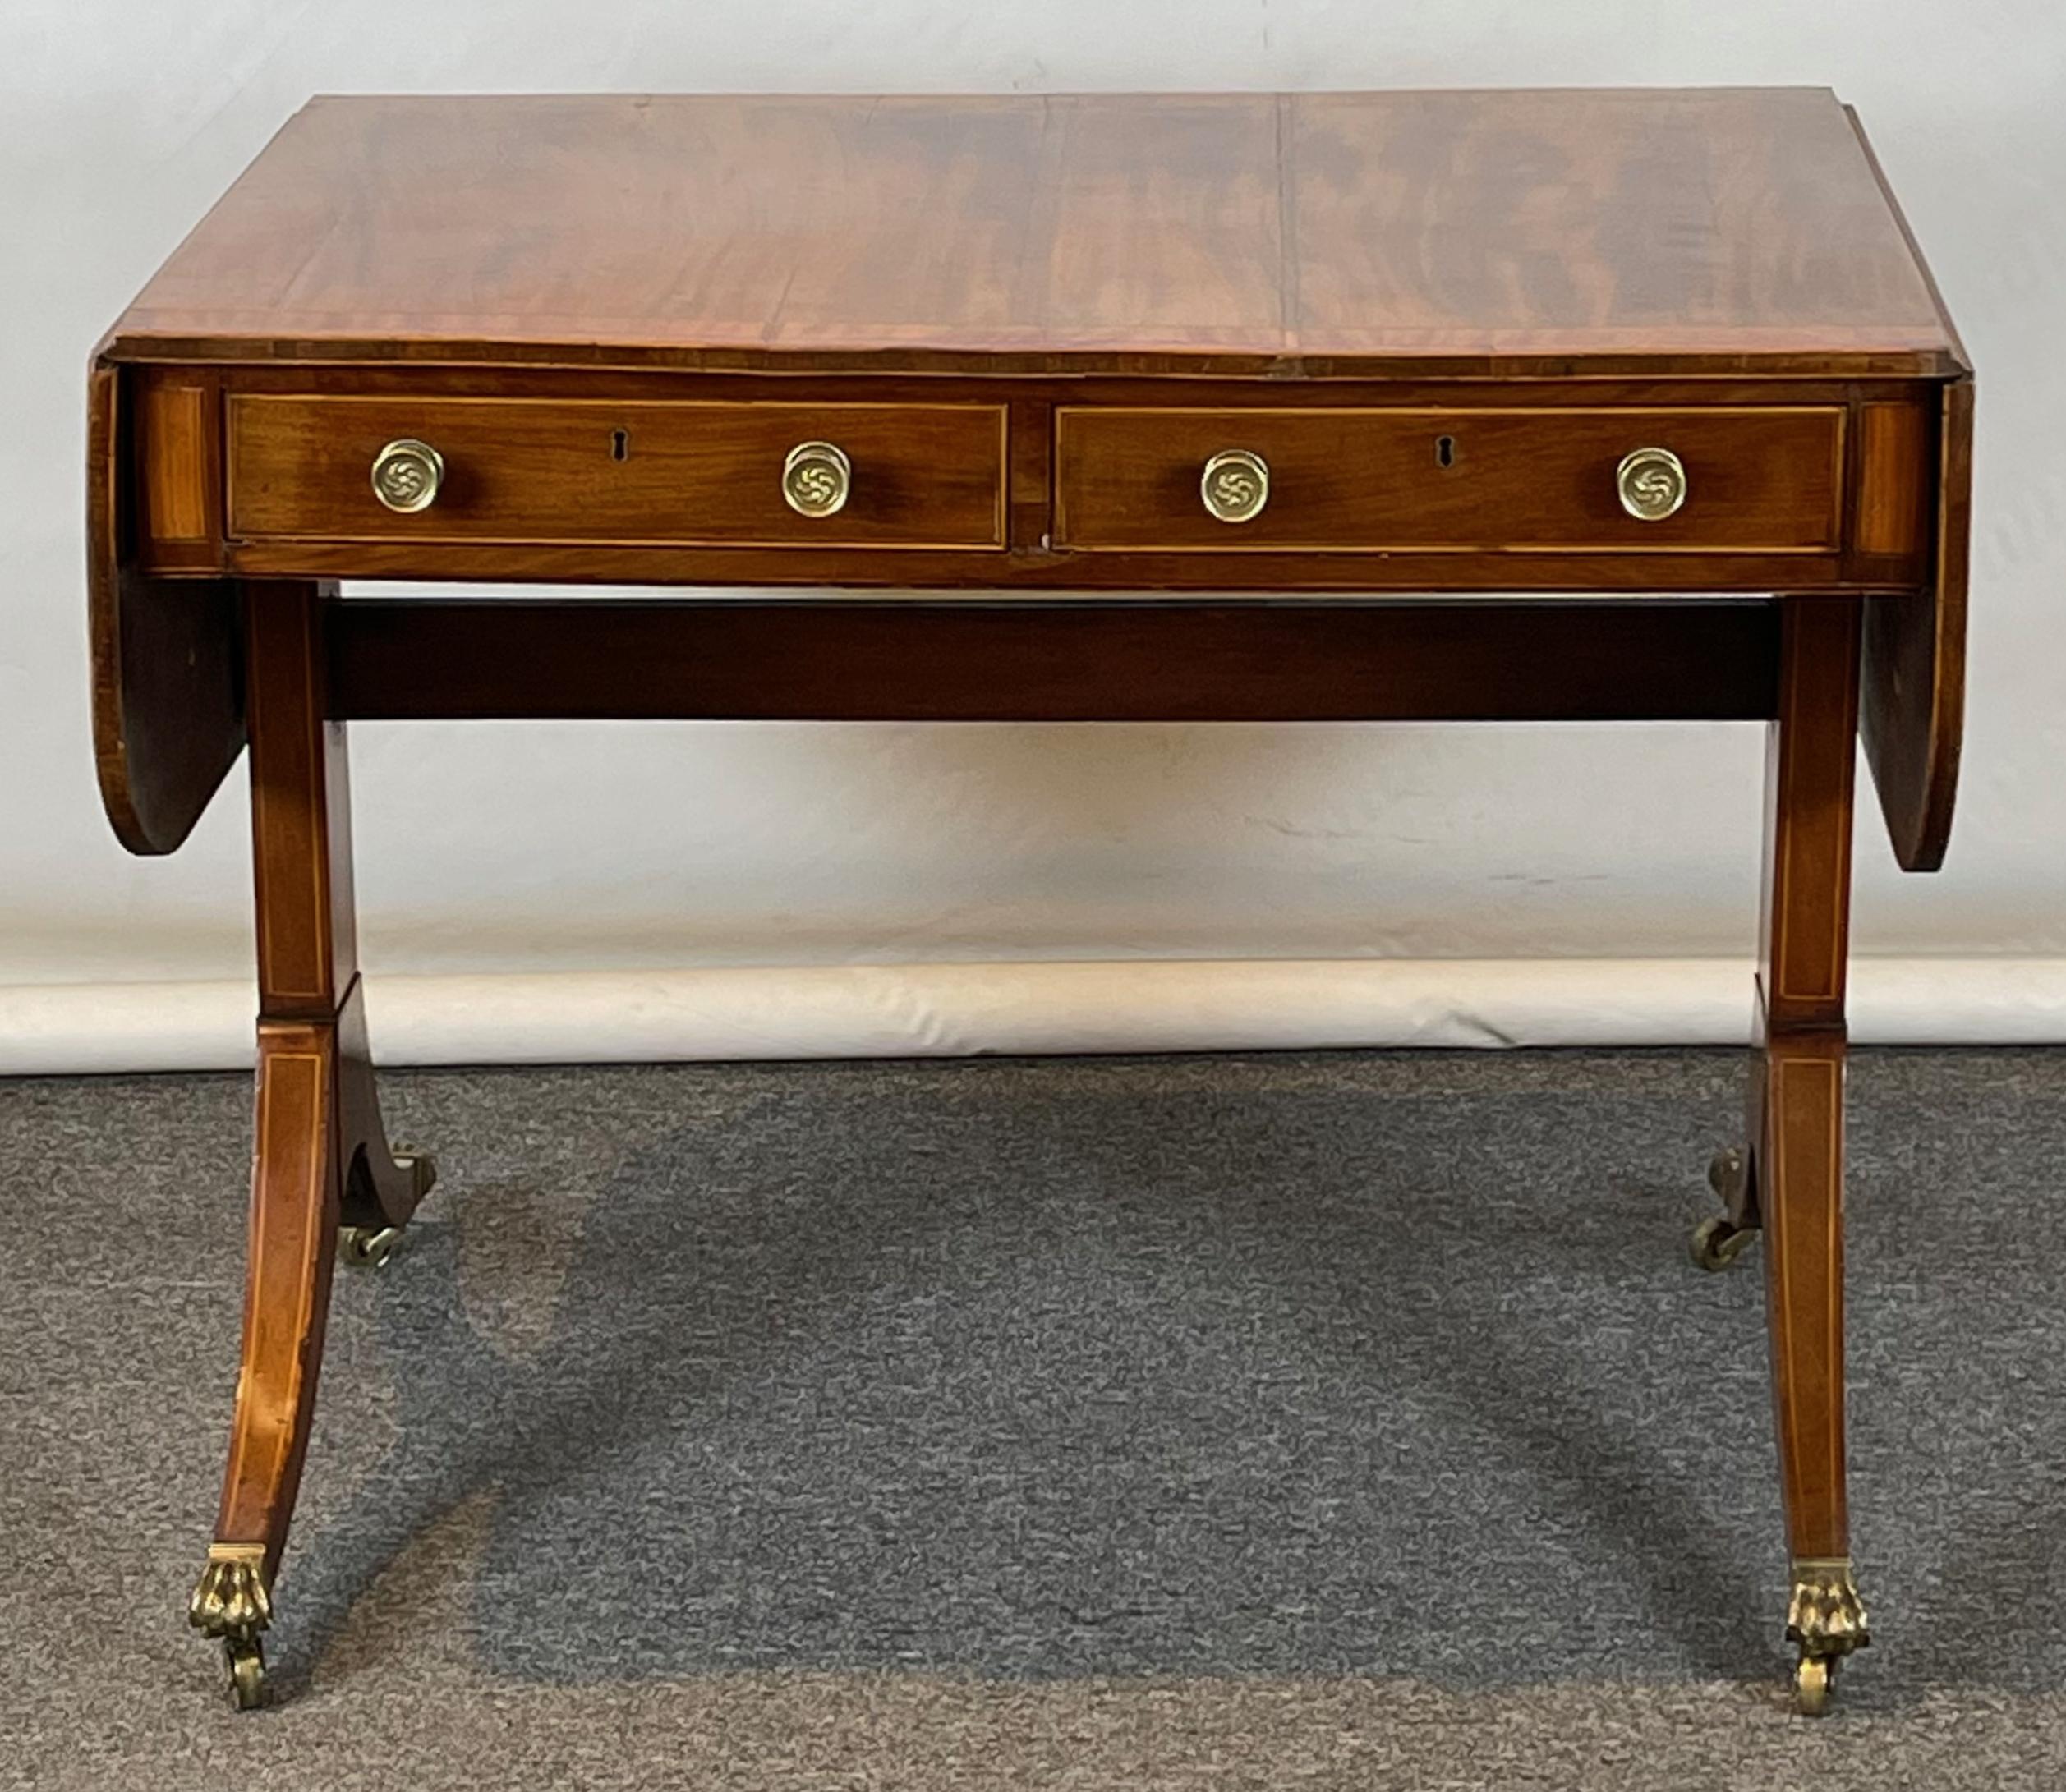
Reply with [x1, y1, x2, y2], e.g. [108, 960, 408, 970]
[190, 1546, 269, 1640]
[1691, 1147, 1759, 1270]
[1787, 1557, 1870, 1716]
[190, 1544, 272, 1710]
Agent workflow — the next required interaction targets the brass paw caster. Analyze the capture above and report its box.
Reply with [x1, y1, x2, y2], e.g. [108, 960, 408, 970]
[223, 1637, 267, 1709]
[340, 1225, 404, 1267]
[190, 1542, 272, 1712]
[1787, 1556, 1868, 1716]
[1691, 1147, 1759, 1270]
[1792, 1650, 1835, 1716]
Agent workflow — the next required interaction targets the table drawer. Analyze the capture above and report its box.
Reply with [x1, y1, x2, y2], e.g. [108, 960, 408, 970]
[228, 397, 1009, 549]
[1056, 407, 1844, 553]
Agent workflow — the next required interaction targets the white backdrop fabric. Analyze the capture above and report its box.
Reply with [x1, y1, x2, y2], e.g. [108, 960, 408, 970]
[3, 3, 2063, 1067]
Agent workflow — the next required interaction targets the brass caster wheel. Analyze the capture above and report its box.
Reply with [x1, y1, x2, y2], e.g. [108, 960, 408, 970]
[340, 1225, 403, 1268]
[1691, 1215, 1756, 1272]
[1792, 1652, 1835, 1716]
[224, 1637, 267, 1710]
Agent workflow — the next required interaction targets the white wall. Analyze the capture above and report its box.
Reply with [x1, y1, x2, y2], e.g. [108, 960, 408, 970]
[3, 3, 2063, 1055]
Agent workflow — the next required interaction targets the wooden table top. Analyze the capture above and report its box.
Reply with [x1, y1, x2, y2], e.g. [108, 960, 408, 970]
[104, 89, 1964, 379]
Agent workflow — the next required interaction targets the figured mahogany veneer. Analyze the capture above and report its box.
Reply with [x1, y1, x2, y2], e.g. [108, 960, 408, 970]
[228, 396, 1010, 550]
[1056, 405, 1846, 553]
[88, 89, 1972, 1712]
[221, 387, 1860, 566]
[93, 90, 1970, 862]
[105, 90, 1961, 375]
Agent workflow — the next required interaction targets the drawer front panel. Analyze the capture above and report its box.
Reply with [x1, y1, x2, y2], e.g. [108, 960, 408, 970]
[229, 397, 1009, 549]
[1056, 407, 1844, 552]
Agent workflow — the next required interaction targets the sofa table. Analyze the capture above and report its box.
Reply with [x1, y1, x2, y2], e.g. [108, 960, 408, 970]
[88, 90, 1971, 1713]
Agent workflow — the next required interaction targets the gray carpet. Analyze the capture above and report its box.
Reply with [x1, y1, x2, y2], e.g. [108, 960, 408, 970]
[3, 1048, 2064, 1789]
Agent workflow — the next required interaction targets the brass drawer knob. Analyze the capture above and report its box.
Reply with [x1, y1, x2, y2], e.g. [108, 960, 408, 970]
[1201, 448, 1269, 523]
[370, 439, 444, 512]
[1617, 446, 1687, 522]
[782, 440, 852, 518]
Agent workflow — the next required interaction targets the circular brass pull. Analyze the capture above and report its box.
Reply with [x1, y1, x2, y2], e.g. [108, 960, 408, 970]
[370, 439, 444, 513]
[782, 440, 852, 518]
[1617, 446, 1687, 522]
[1201, 448, 1269, 523]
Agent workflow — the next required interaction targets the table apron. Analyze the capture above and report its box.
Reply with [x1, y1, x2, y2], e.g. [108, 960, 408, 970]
[324, 599, 1785, 724]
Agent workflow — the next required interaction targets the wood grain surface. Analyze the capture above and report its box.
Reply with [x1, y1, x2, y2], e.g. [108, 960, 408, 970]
[228, 395, 1008, 549]
[1861, 378, 1972, 871]
[1055, 405, 1843, 552]
[1755, 597, 1864, 1569]
[101, 90, 1964, 378]
[89, 89, 1971, 877]
[85, 363, 244, 855]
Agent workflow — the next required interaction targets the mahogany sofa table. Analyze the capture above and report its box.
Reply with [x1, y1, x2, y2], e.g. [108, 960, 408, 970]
[89, 90, 1971, 1714]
